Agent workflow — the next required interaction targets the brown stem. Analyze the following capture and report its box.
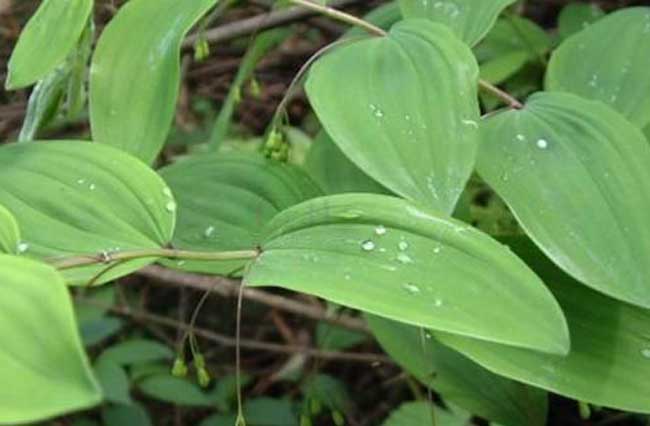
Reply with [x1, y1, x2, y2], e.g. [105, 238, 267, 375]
[138, 265, 370, 333]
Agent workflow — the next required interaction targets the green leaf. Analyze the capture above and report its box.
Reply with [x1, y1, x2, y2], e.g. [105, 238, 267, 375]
[159, 152, 321, 275]
[0, 255, 101, 424]
[18, 67, 68, 142]
[102, 403, 152, 426]
[477, 92, 650, 308]
[90, 0, 218, 163]
[557, 3, 604, 40]
[80, 317, 123, 347]
[0, 204, 19, 254]
[546, 7, 650, 127]
[368, 316, 547, 426]
[382, 402, 468, 426]
[437, 237, 650, 414]
[306, 20, 480, 215]
[302, 374, 349, 413]
[209, 29, 290, 148]
[94, 357, 132, 405]
[137, 374, 212, 406]
[5, 0, 93, 89]
[399, 0, 516, 46]
[245, 194, 569, 355]
[305, 131, 389, 195]
[0, 141, 176, 285]
[475, 16, 551, 84]
[100, 339, 174, 366]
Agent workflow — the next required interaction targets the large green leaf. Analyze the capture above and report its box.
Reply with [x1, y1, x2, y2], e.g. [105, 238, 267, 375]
[546, 7, 650, 128]
[304, 131, 389, 195]
[0, 141, 176, 285]
[0, 204, 19, 255]
[0, 255, 101, 424]
[399, 0, 516, 46]
[368, 316, 547, 426]
[5, 0, 93, 89]
[245, 194, 569, 354]
[437, 237, 650, 414]
[477, 92, 650, 308]
[159, 152, 321, 275]
[306, 19, 480, 215]
[90, 0, 218, 163]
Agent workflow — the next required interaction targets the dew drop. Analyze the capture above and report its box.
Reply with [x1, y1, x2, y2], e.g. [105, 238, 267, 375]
[402, 283, 420, 294]
[641, 348, 650, 359]
[361, 240, 375, 251]
[17, 242, 29, 253]
[398, 241, 409, 251]
[375, 225, 387, 236]
[434, 298, 443, 307]
[397, 253, 414, 264]
[165, 201, 177, 213]
[89, 183, 96, 191]
[163, 187, 173, 198]
[516, 134, 526, 141]
[204, 225, 215, 238]
[536, 139, 548, 149]
[462, 119, 479, 129]
[433, 247, 441, 254]
[77, 178, 86, 185]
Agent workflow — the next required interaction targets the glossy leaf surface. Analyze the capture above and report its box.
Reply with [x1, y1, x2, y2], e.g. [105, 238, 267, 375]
[90, 0, 218, 163]
[546, 7, 650, 127]
[6, 0, 92, 89]
[399, 0, 516, 46]
[438, 237, 650, 414]
[477, 92, 650, 308]
[0, 141, 176, 285]
[160, 152, 321, 275]
[245, 194, 569, 354]
[368, 316, 547, 426]
[0, 255, 101, 424]
[306, 20, 480, 215]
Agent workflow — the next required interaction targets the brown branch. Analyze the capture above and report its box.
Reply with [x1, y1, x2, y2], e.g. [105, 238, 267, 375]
[138, 265, 370, 333]
[83, 299, 389, 364]
[182, 0, 360, 48]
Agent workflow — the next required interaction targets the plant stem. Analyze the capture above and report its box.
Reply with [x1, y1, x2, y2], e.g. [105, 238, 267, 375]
[479, 80, 524, 109]
[49, 248, 259, 270]
[288, 0, 387, 37]
[288, 0, 524, 110]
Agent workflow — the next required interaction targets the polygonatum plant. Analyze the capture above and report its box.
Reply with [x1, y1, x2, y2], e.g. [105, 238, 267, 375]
[3, 0, 650, 425]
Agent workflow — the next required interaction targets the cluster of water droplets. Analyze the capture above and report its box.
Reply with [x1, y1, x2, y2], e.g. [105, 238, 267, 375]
[76, 178, 97, 191]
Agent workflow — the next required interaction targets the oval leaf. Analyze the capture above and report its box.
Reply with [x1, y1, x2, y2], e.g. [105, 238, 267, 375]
[437, 237, 650, 414]
[5, 0, 93, 89]
[90, 0, 218, 163]
[399, 0, 516, 46]
[477, 92, 650, 308]
[0, 255, 101, 423]
[368, 315, 547, 426]
[546, 7, 650, 127]
[244, 194, 569, 355]
[0, 141, 176, 285]
[159, 152, 321, 275]
[306, 19, 480, 215]
[0, 204, 19, 254]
